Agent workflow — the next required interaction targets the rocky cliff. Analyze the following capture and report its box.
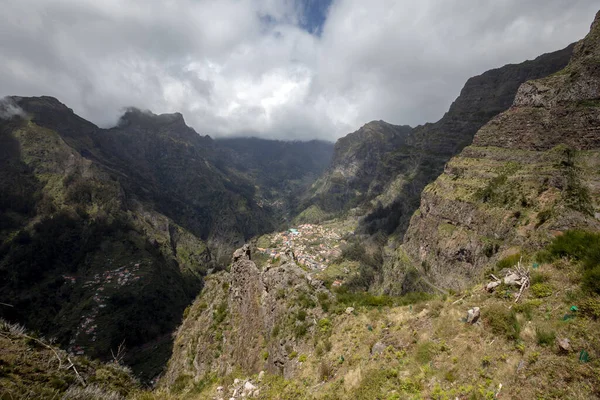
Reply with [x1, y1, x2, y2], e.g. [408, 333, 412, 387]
[163, 245, 332, 388]
[301, 44, 575, 237]
[391, 11, 600, 292]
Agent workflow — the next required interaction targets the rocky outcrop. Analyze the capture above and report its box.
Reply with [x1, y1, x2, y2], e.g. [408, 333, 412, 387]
[302, 121, 412, 217]
[301, 43, 575, 235]
[163, 245, 331, 387]
[391, 11, 600, 292]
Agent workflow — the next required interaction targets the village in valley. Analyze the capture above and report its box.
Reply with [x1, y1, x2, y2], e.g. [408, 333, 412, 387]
[256, 221, 356, 281]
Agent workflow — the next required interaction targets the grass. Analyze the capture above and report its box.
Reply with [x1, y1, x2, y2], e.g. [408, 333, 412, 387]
[484, 304, 521, 341]
[535, 326, 556, 346]
[333, 287, 431, 308]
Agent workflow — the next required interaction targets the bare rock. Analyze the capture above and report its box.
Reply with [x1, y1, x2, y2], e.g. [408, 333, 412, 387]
[486, 281, 501, 292]
[467, 307, 480, 324]
[345, 307, 355, 314]
[371, 341, 387, 355]
[232, 245, 251, 263]
[557, 338, 571, 352]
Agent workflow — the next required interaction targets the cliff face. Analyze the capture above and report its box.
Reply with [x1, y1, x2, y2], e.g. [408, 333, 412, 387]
[300, 44, 575, 236]
[391, 11, 600, 292]
[163, 245, 331, 387]
[302, 121, 413, 217]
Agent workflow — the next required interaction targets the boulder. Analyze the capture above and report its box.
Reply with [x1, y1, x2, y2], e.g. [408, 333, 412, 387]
[371, 341, 387, 355]
[467, 307, 480, 324]
[557, 338, 571, 352]
[486, 281, 501, 292]
[345, 307, 355, 314]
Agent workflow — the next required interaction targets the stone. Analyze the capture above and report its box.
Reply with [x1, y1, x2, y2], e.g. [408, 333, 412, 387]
[232, 245, 251, 263]
[486, 281, 501, 292]
[258, 370, 265, 381]
[244, 381, 256, 391]
[345, 307, 355, 314]
[253, 390, 260, 398]
[234, 378, 240, 385]
[371, 341, 387, 355]
[217, 386, 224, 392]
[558, 338, 571, 352]
[467, 307, 480, 324]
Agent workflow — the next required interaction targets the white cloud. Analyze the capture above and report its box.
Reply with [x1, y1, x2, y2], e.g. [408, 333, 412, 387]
[0, 0, 597, 140]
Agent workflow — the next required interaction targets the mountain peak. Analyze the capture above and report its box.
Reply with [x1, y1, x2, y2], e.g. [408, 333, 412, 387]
[117, 107, 187, 129]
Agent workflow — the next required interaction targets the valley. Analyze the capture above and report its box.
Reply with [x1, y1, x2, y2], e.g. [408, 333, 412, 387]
[1, 8, 600, 400]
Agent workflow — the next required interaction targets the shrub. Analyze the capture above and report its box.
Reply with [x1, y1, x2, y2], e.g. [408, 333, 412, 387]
[496, 253, 522, 270]
[530, 272, 550, 285]
[513, 302, 536, 321]
[318, 361, 332, 381]
[535, 327, 556, 346]
[415, 341, 438, 364]
[212, 302, 228, 324]
[536, 209, 552, 228]
[298, 354, 307, 362]
[296, 292, 316, 308]
[531, 283, 553, 298]
[318, 318, 331, 333]
[485, 305, 521, 341]
[296, 310, 307, 321]
[544, 230, 600, 261]
[579, 298, 600, 320]
[582, 262, 600, 295]
[540, 230, 600, 294]
[293, 323, 308, 338]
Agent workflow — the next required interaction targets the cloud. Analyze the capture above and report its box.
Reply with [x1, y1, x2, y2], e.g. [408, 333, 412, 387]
[0, 97, 27, 120]
[0, 0, 597, 140]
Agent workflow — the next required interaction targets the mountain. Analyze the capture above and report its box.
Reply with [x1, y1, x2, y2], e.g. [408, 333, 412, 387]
[215, 137, 334, 223]
[301, 43, 575, 238]
[386, 11, 600, 293]
[0, 99, 330, 380]
[152, 12, 600, 399]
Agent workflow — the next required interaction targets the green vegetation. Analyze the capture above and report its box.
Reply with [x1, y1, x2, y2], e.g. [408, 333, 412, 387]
[484, 305, 521, 341]
[531, 283, 553, 298]
[496, 253, 522, 270]
[538, 230, 600, 294]
[535, 326, 556, 346]
[333, 286, 430, 308]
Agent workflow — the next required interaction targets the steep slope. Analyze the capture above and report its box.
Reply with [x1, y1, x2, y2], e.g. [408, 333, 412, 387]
[0, 105, 211, 379]
[301, 44, 574, 235]
[15, 100, 275, 262]
[162, 245, 333, 388]
[302, 121, 413, 219]
[391, 11, 600, 292]
[0, 319, 140, 399]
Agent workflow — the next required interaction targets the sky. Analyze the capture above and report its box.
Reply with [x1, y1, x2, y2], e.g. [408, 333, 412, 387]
[0, 1, 598, 141]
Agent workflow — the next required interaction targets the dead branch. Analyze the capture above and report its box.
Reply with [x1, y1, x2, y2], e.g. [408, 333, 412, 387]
[66, 356, 86, 386]
[111, 339, 126, 364]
